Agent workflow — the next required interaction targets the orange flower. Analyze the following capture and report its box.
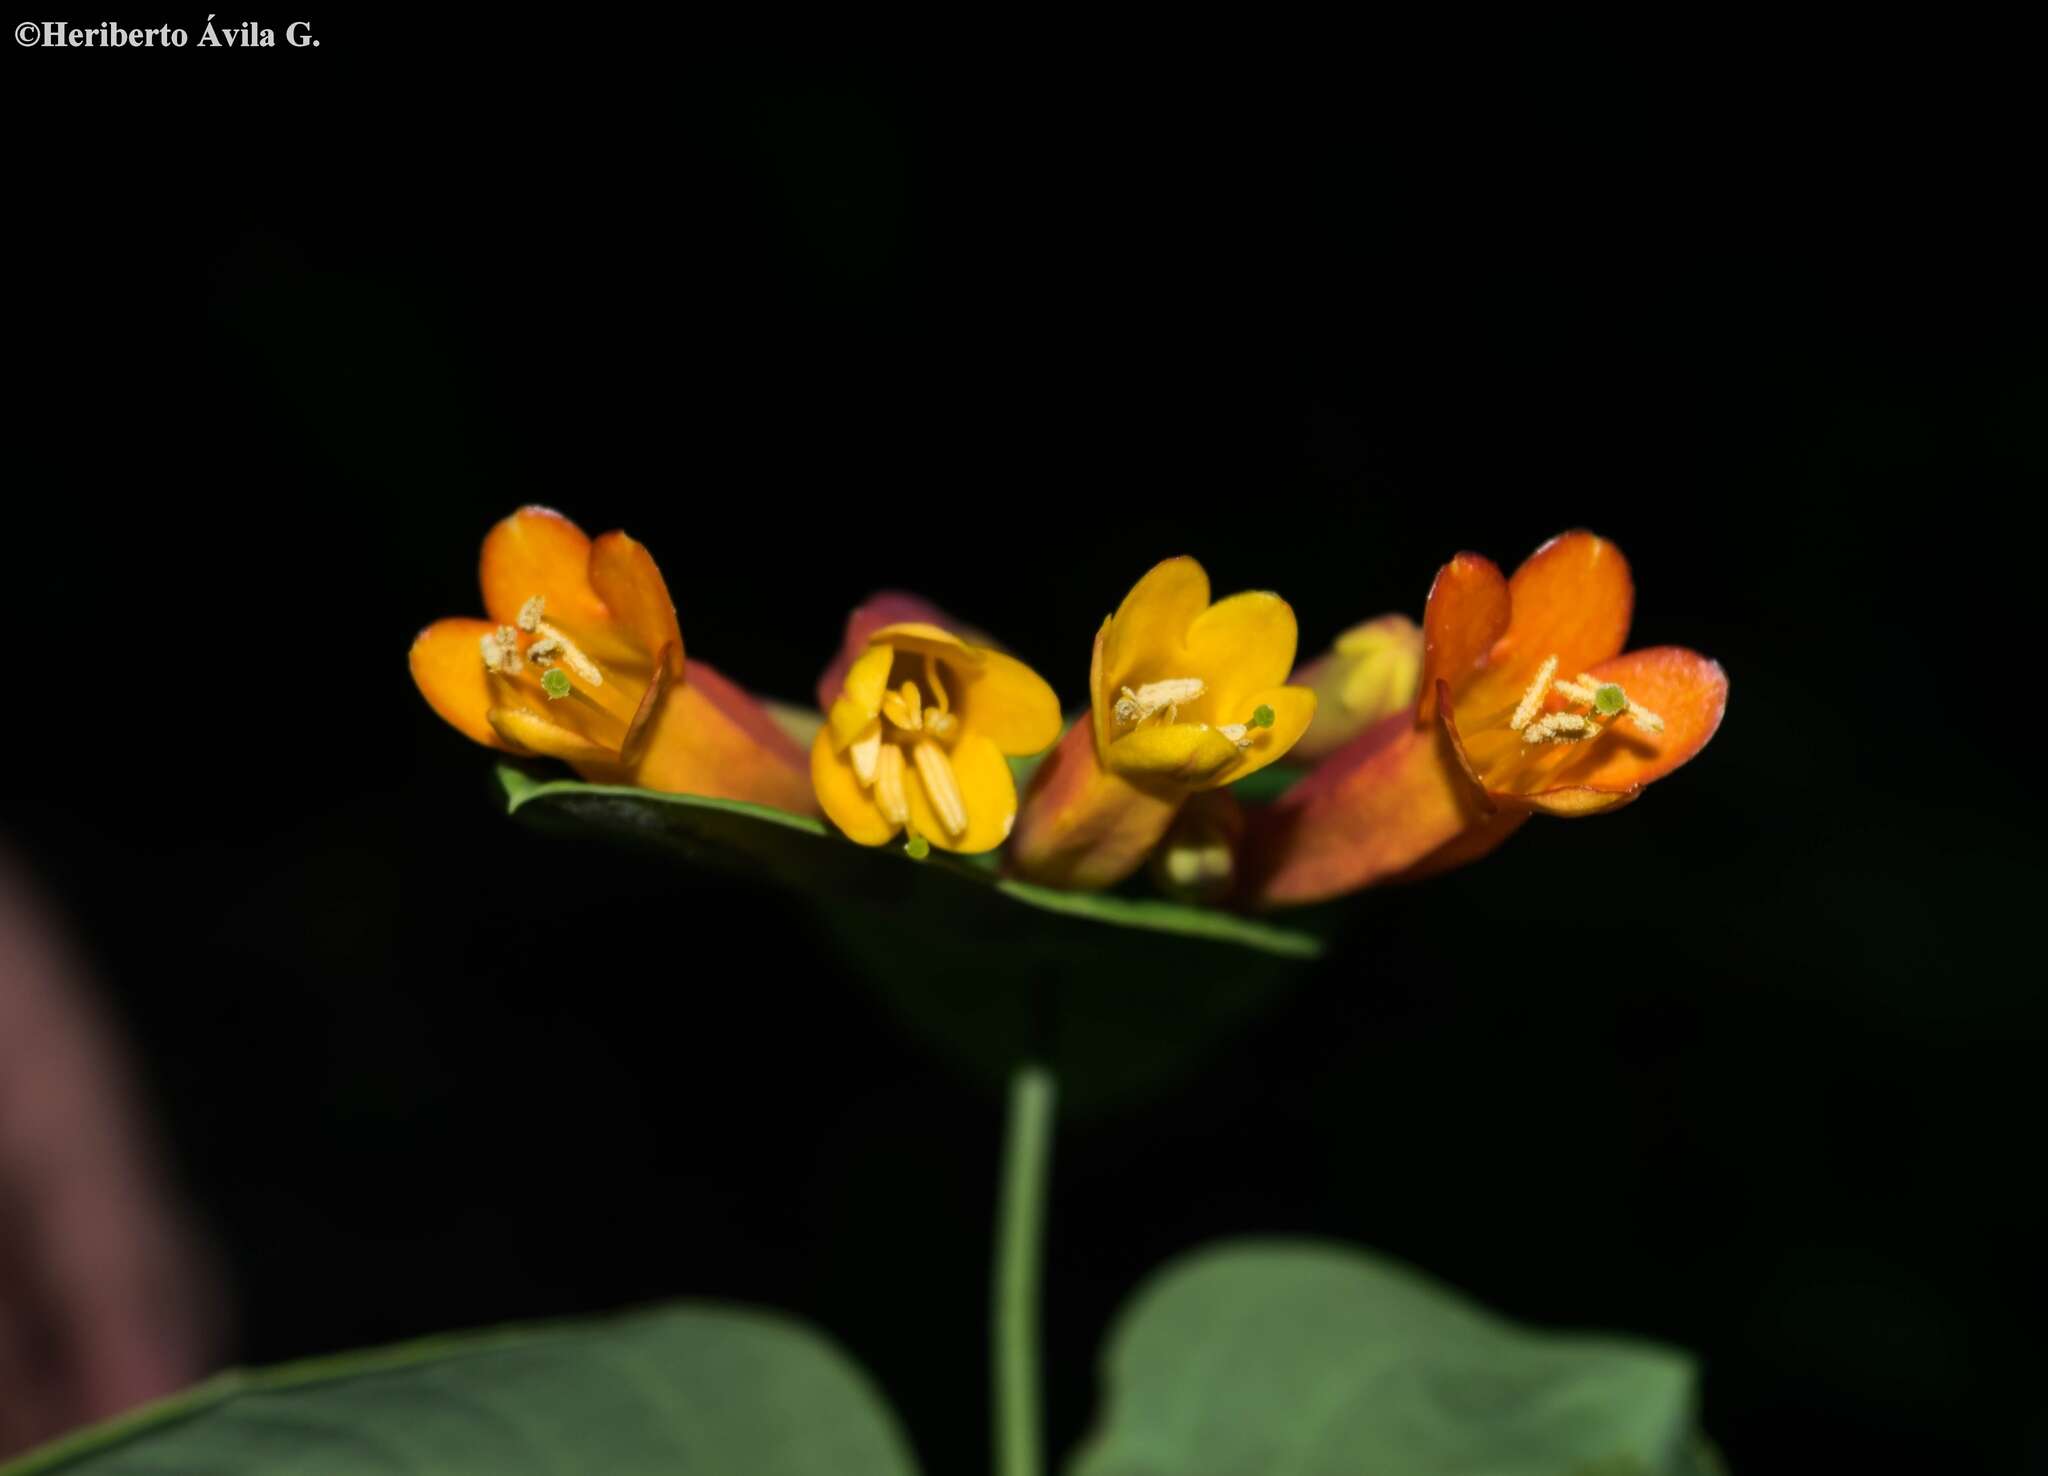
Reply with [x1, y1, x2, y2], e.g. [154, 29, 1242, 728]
[1246, 532, 1726, 906]
[409, 507, 814, 813]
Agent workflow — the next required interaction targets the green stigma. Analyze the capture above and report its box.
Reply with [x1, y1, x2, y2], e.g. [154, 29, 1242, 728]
[904, 835, 931, 860]
[541, 668, 572, 700]
[1251, 704, 1275, 728]
[1592, 683, 1626, 716]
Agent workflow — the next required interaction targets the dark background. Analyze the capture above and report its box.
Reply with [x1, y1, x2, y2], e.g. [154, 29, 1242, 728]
[12, 25, 2044, 1474]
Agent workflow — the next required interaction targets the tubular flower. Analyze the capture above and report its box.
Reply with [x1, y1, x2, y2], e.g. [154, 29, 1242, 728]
[409, 507, 815, 813]
[812, 611, 1062, 855]
[1289, 613, 1424, 762]
[1246, 531, 1727, 907]
[1009, 557, 1316, 890]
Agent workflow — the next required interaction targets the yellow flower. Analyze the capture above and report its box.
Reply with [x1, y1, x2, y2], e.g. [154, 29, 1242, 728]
[1009, 557, 1315, 889]
[811, 622, 1062, 854]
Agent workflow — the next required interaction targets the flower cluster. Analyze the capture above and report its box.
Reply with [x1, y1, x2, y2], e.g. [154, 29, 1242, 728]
[413, 512, 1725, 907]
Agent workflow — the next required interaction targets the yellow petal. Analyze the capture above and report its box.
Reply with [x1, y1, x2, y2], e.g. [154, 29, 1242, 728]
[1194, 684, 1317, 791]
[1100, 557, 1211, 704]
[904, 731, 1015, 854]
[867, 622, 982, 665]
[811, 728, 899, 845]
[1105, 722, 1242, 784]
[828, 643, 896, 752]
[958, 648, 1063, 756]
[1182, 590, 1298, 716]
[487, 706, 616, 764]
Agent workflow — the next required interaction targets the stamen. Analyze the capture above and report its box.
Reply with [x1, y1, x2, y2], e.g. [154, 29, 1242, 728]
[1552, 673, 1603, 705]
[480, 625, 525, 675]
[534, 622, 603, 687]
[1625, 702, 1665, 734]
[1522, 711, 1598, 745]
[882, 680, 924, 733]
[849, 725, 882, 786]
[1511, 655, 1559, 731]
[873, 742, 910, 826]
[926, 710, 960, 741]
[913, 739, 968, 836]
[925, 654, 950, 714]
[1115, 677, 1206, 727]
[517, 596, 546, 633]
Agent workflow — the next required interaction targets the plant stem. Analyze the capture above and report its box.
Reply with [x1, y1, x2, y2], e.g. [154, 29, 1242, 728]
[993, 1061, 1055, 1476]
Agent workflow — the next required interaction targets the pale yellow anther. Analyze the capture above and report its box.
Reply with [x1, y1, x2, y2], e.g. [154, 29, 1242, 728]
[1511, 655, 1559, 732]
[913, 739, 968, 837]
[525, 636, 562, 666]
[517, 596, 546, 634]
[926, 710, 960, 741]
[1626, 703, 1665, 734]
[873, 741, 910, 826]
[849, 725, 882, 786]
[1552, 674, 1602, 705]
[479, 625, 525, 675]
[1115, 677, 1206, 727]
[1523, 711, 1599, 745]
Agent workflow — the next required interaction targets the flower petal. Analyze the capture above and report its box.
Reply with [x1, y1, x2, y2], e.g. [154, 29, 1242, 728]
[867, 622, 982, 665]
[1243, 705, 1492, 907]
[410, 618, 519, 751]
[811, 728, 899, 844]
[1008, 719, 1185, 889]
[1099, 557, 1211, 711]
[1495, 531, 1633, 688]
[1182, 591, 1299, 717]
[588, 531, 685, 676]
[956, 649, 1063, 756]
[487, 706, 615, 765]
[479, 507, 608, 632]
[905, 731, 1015, 854]
[828, 643, 897, 751]
[1417, 552, 1509, 723]
[1193, 684, 1317, 791]
[1107, 723, 1243, 785]
[1501, 646, 1728, 813]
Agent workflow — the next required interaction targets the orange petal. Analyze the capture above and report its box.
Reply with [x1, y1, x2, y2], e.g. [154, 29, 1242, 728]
[1008, 719, 1184, 890]
[1242, 706, 1492, 908]
[1491, 531, 1633, 689]
[1503, 646, 1727, 814]
[479, 507, 610, 632]
[1418, 552, 1509, 723]
[410, 618, 519, 751]
[488, 706, 617, 764]
[588, 531, 685, 676]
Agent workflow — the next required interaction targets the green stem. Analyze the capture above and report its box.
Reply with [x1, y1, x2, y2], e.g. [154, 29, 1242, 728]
[993, 1062, 1056, 1476]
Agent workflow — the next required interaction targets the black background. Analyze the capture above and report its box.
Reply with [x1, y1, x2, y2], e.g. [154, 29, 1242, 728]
[11, 23, 2045, 1474]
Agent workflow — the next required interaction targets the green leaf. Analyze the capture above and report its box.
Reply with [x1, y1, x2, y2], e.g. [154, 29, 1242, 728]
[1068, 1239, 1715, 1476]
[497, 766, 1319, 961]
[499, 767, 1324, 1112]
[5, 1303, 919, 1476]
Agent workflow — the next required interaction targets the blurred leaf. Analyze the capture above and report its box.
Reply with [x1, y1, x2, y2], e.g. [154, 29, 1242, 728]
[500, 767, 1324, 1111]
[6, 1304, 917, 1476]
[1068, 1239, 1714, 1476]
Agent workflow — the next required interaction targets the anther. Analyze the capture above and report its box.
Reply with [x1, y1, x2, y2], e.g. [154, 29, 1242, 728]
[913, 740, 968, 837]
[517, 596, 546, 634]
[480, 625, 525, 675]
[1511, 655, 1559, 731]
[849, 725, 882, 786]
[873, 742, 910, 826]
[533, 622, 603, 686]
[882, 680, 923, 733]
[1116, 677, 1206, 727]
[1523, 711, 1597, 745]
